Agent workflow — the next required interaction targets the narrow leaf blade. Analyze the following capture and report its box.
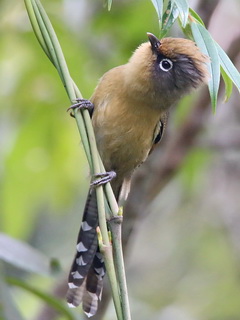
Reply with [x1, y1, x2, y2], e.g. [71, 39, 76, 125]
[221, 66, 233, 102]
[216, 42, 240, 91]
[151, 0, 163, 28]
[174, 0, 189, 27]
[189, 8, 205, 26]
[7, 277, 77, 320]
[160, 1, 179, 37]
[0, 233, 55, 276]
[191, 23, 220, 112]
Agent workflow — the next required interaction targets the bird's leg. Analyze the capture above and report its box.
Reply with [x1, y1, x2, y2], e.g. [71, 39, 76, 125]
[91, 171, 116, 187]
[67, 98, 94, 118]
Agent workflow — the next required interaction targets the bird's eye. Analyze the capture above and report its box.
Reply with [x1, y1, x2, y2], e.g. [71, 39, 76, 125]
[159, 58, 173, 72]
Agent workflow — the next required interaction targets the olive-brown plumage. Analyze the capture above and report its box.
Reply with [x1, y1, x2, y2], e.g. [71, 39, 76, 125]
[67, 33, 209, 317]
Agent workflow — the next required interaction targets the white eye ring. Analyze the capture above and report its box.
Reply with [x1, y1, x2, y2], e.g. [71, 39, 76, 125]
[159, 58, 173, 72]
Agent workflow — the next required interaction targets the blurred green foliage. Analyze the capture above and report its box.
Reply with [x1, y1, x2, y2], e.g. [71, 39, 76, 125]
[1, 1, 240, 320]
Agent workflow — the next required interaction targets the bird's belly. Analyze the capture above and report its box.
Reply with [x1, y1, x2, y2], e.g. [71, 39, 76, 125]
[96, 126, 152, 177]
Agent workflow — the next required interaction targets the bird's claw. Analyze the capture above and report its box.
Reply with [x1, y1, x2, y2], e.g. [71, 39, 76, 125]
[67, 99, 94, 118]
[91, 171, 116, 187]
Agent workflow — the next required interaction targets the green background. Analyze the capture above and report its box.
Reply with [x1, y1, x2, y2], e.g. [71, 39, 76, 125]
[1, 0, 240, 319]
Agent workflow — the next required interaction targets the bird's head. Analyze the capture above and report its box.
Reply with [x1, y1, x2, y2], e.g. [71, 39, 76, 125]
[125, 33, 209, 107]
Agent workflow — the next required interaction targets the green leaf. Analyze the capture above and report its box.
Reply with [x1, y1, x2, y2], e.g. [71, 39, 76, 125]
[216, 42, 240, 91]
[191, 23, 220, 112]
[174, 0, 189, 27]
[189, 7, 205, 26]
[160, 1, 179, 37]
[7, 277, 78, 320]
[0, 233, 57, 276]
[221, 67, 233, 102]
[151, 0, 163, 28]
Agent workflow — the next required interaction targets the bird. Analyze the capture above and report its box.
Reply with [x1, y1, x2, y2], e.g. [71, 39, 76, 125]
[66, 32, 209, 317]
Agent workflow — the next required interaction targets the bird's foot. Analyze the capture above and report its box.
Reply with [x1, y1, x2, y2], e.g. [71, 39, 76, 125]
[91, 171, 116, 187]
[67, 98, 94, 118]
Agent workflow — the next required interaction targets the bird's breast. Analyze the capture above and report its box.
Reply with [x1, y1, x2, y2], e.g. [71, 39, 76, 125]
[92, 97, 163, 178]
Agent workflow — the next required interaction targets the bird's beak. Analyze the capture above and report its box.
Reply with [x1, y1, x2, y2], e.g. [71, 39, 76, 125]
[147, 32, 161, 51]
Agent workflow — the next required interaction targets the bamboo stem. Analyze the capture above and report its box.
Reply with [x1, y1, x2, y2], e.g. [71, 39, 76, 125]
[24, 1, 130, 319]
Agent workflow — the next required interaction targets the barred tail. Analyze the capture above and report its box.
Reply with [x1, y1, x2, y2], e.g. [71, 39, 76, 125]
[66, 189, 105, 317]
[67, 177, 130, 317]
